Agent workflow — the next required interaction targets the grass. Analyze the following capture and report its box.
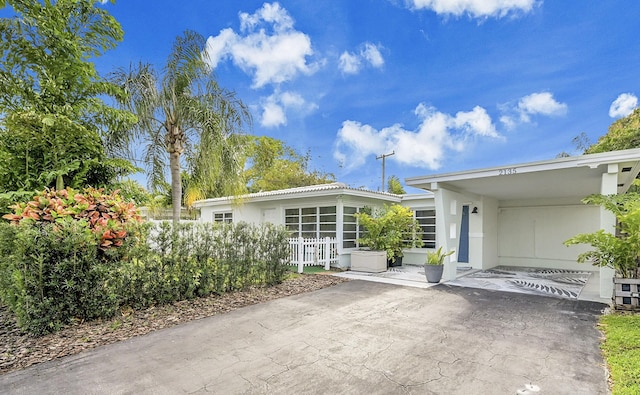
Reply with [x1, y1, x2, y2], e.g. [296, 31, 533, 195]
[600, 313, 640, 394]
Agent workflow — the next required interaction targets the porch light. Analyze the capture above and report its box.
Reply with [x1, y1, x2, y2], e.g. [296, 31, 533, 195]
[471, 207, 479, 214]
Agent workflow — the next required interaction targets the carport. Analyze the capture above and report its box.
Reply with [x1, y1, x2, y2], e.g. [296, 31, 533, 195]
[406, 148, 640, 298]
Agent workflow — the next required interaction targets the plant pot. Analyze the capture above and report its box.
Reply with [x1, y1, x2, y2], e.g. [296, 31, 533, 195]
[424, 264, 444, 283]
[388, 256, 403, 268]
[350, 250, 387, 273]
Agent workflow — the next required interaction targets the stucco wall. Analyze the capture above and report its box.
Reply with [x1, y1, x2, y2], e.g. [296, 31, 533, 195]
[497, 204, 600, 271]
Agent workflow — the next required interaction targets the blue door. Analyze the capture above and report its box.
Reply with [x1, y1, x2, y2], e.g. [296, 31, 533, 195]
[458, 205, 469, 263]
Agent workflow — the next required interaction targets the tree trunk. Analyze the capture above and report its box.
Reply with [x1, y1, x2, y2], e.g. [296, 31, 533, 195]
[169, 150, 182, 224]
[166, 121, 185, 225]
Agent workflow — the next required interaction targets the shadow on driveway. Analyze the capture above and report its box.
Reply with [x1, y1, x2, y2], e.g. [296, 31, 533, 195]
[0, 280, 609, 394]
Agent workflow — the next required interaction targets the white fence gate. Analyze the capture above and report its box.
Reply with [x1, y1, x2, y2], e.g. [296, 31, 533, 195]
[288, 237, 338, 273]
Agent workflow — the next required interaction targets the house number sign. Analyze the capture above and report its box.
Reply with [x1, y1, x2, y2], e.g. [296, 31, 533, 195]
[497, 167, 517, 176]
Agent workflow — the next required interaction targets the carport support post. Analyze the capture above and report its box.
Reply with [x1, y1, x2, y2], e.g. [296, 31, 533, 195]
[433, 186, 459, 282]
[599, 165, 618, 298]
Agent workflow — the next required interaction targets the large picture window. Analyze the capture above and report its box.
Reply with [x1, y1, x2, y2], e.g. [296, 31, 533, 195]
[286, 206, 336, 239]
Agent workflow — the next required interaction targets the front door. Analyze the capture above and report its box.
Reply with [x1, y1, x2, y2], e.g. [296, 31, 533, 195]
[458, 205, 469, 263]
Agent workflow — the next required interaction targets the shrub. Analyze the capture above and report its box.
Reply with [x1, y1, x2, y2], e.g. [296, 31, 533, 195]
[115, 222, 290, 309]
[2, 187, 141, 250]
[355, 204, 423, 261]
[0, 187, 139, 334]
[0, 220, 120, 334]
[0, 202, 290, 335]
[565, 192, 640, 278]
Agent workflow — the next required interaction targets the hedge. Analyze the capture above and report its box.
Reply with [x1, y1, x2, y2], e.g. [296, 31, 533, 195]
[0, 220, 290, 335]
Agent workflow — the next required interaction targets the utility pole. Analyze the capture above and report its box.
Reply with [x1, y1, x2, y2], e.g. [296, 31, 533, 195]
[376, 151, 395, 192]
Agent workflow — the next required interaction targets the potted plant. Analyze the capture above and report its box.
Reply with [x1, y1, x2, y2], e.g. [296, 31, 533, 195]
[425, 246, 455, 283]
[351, 204, 423, 271]
[564, 191, 640, 309]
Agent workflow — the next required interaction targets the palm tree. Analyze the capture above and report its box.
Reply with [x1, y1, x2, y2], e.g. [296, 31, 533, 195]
[110, 30, 251, 223]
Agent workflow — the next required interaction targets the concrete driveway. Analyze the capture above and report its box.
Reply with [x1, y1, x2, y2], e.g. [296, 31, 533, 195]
[0, 280, 609, 394]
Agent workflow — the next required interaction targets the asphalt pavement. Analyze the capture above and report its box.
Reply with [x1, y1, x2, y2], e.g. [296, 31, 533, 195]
[0, 280, 609, 394]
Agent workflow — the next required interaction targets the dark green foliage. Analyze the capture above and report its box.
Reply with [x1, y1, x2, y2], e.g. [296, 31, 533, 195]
[0, 221, 120, 335]
[0, 0, 136, 194]
[115, 222, 290, 309]
[0, 220, 291, 335]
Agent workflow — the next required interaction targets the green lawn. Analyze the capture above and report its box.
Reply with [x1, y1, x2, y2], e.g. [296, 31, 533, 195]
[600, 313, 640, 395]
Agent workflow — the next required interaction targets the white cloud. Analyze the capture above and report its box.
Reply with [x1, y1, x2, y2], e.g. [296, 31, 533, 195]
[338, 42, 384, 74]
[334, 103, 500, 171]
[451, 106, 500, 137]
[239, 2, 293, 32]
[609, 93, 638, 118]
[261, 101, 286, 128]
[260, 90, 318, 128]
[409, 0, 537, 18]
[517, 92, 567, 119]
[500, 91, 567, 127]
[338, 52, 361, 74]
[362, 43, 384, 68]
[204, 2, 319, 88]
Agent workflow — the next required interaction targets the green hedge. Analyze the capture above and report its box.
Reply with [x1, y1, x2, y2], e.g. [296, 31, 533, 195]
[0, 221, 290, 335]
[115, 222, 290, 308]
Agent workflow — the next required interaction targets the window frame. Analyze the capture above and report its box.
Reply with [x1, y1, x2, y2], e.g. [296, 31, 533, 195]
[213, 211, 233, 223]
[285, 206, 337, 239]
[411, 208, 436, 249]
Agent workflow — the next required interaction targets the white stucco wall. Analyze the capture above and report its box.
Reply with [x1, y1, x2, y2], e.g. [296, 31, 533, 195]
[475, 196, 499, 270]
[497, 204, 600, 270]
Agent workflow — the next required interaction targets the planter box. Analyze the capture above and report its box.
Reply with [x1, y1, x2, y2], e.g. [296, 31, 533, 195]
[613, 278, 640, 311]
[350, 250, 387, 273]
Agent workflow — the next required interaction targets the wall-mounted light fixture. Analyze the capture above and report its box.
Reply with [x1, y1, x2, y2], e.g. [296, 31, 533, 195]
[471, 206, 479, 214]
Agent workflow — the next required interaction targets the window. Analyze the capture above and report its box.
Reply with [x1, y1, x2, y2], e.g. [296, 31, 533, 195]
[342, 206, 364, 248]
[213, 212, 233, 223]
[286, 206, 336, 239]
[414, 209, 436, 248]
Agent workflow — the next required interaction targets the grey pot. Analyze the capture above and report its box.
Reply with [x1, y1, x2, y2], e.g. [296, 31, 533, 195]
[424, 264, 444, 283]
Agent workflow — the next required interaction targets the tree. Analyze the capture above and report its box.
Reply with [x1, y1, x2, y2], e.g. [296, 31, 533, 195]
[0, 0, 135, 195]
[387, 175, 406, 194]
[111, 30, 251, 223]
[586, 107, 640, 154]
[242, 136, 335, 194]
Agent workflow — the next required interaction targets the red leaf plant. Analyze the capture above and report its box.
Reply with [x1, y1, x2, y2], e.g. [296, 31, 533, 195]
[2, 187, 142, 250]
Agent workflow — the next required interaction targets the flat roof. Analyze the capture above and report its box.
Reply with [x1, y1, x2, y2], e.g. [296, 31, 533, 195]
[405, 148, 640, 201]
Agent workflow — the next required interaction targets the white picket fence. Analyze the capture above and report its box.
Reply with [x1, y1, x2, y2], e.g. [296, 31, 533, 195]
[288, 237, 338, 273]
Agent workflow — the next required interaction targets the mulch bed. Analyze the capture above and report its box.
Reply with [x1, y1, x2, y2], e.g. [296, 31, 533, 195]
[0, 273, 348, 375]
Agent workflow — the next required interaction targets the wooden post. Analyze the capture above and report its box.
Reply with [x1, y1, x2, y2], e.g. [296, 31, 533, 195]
[324, 237, 330, 270]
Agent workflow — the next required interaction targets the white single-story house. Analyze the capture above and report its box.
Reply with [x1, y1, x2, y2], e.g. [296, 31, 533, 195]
[193, 183, 435, 268]
[193, 148, 640, 298]
[406, 148, 640, 298]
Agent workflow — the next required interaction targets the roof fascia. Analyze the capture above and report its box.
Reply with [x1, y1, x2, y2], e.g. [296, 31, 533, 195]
[406, 149, 640, 188]
[194, 188, 401, 207]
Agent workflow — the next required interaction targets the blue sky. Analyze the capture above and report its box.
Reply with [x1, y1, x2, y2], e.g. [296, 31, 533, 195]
[19, 1, 640, 191]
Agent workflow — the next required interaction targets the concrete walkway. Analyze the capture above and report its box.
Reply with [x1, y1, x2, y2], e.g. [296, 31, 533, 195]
[0, 280, 609, 394]
[334, 265, 610, 303]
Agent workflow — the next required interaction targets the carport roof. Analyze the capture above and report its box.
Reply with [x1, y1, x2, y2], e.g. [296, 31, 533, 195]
[405, 148, 640, 201]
